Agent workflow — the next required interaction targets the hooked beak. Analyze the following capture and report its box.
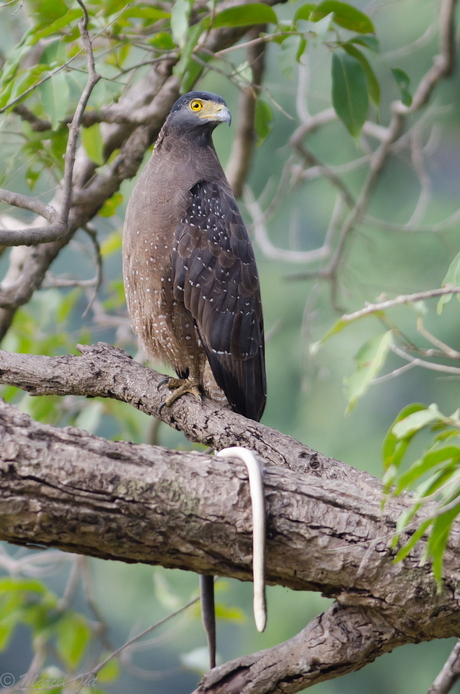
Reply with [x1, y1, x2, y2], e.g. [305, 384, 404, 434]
[200, 104, 232, 127]
[215, 105, 232, 127]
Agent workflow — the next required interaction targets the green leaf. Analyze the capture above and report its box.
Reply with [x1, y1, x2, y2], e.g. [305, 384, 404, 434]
[153, 570, 182, 610]
[57, 613, 91, 669]
[313, 12, 334, 41]
[382, 403, 427, 471]
[82, 123, 105, 166]
[428, 504, 460, 586]
[124, 7, 171, 21]
[392, 403, 444, 438]
[342, 42, 380, 107]
[293, 2, 317, 22]
[343, 331, 393, 411]
[213, 3, 278, 28]
[0, 80, 14, 110]
[310, 0, 375, 33]
[214, 604, 247, 622]
[277, 36, 306, 78]
[56, 288, 81, 323]
[50, 126, 69, 170]
[349, 34, 379, 52]
[30, 0, 69, 22]
[233, 60, 253, 87]
[39, 72, 69, 129]
[181, 54, 207, 92]
[0, 578, 47, 595]
[174, 18, 209, 86]
[438, 251, 460, 313]
[331, 50, 368, 138]
[0, 623, 15, 651]
[311, 311, 378, 354]
[32, 9, 82, 44]
[171, 0, 192, 47]
[7, 64, 50, 109]
[391, 67, 412, 107]
[97, 658, 120, 683]
[395, 446, 460, 495]
[149, 32, 176, 50]
[99, 192, 124, 218]
[394, 519, 431, 562]
[254, 99, 273, 145]
[26, 165, 41, 191]
[39, 39, 67, 68]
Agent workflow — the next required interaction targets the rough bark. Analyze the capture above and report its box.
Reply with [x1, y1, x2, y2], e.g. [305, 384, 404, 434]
[0, 342, 373, 482]
[1, 344, 460, 692]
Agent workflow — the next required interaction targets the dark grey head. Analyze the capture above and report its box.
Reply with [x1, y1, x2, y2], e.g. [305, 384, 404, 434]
[167, 91, 232, 136]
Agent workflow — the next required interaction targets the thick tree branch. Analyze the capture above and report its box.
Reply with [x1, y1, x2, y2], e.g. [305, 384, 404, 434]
[2, 345, 460, 623]
[2, 356, 460, 690]
[194, 603, 406, 694]
[0, 342, 369, 481]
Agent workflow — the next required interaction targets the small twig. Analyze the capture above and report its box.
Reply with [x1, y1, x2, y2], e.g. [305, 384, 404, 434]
[215, 31, 284, 57]
[382, 20, 437, 61]
[417, 317, 460, 359]
[0, 1, 101, 246]
[427, 639, 460, 694]
[0, 189, 58, 225]
[245, 186, 333, 264]
[390, 343, 460, 376]
[341, 286, 460, 322]
[57, 557, 80, 612]
[364, 205, 460, 233]
[406, 126, 431, 228]
[77, 595, 200, 684]
[80, 556, 113, 652]
[42, 274, 98, 289]
[371, 361, 416, 384]
[292, 142, 355, 208]
[81, 225, 103, 318]
[298, 154, 370, 182]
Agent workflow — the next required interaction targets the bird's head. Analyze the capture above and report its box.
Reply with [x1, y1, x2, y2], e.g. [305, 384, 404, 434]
[166, 91, 232, 136]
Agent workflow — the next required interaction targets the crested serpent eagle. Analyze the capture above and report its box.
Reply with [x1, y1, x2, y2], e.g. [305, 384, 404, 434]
[123, 91, 266, 421]
[123, 91, 267, 669]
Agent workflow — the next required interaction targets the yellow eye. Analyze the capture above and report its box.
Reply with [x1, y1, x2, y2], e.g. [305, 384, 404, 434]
[190, 100, 203, 111]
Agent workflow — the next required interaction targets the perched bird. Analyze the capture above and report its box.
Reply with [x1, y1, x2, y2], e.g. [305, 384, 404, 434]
[123, 91, 266, 421]
[123, 91, 267, 668]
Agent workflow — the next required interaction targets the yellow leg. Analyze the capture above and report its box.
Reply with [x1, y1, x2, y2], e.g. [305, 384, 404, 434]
[158, 377, 202, 412]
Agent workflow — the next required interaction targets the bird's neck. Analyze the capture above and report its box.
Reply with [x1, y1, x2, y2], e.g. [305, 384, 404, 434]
[156, 123, 216, 152]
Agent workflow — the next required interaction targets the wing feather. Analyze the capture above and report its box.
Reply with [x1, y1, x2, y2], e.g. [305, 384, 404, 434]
[172, 179, 266, 421]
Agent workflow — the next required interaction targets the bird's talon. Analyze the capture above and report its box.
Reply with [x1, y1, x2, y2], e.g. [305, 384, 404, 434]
[157, 378, 169, 390]
[157, 377, 202, 410]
